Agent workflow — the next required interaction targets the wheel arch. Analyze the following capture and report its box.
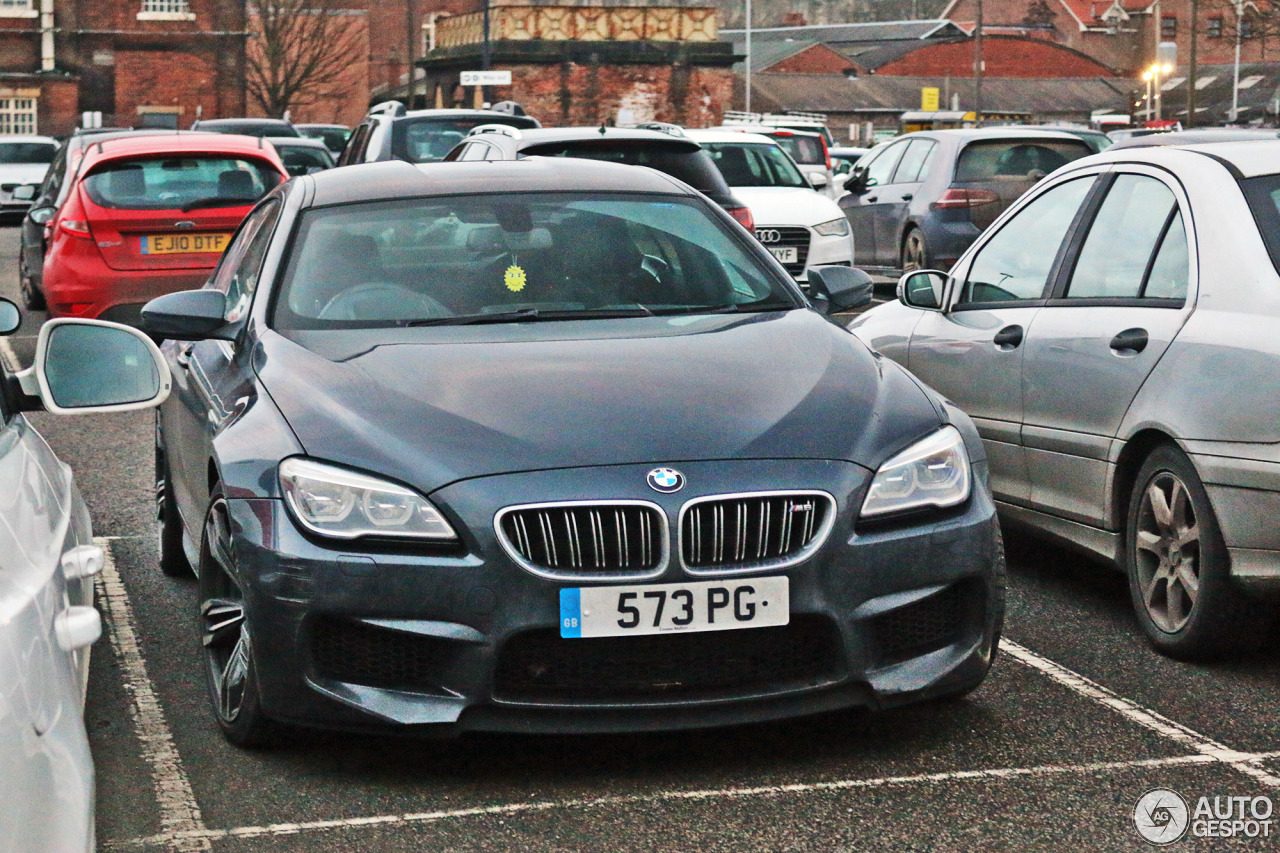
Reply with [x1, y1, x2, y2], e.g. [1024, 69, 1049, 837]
[1111, 428, 1180, 530]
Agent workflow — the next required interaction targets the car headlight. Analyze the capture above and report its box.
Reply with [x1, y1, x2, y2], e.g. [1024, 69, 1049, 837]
[813, 217, 851, 237]
[278, 457, 456, 540]
[860, 426, 971, 518]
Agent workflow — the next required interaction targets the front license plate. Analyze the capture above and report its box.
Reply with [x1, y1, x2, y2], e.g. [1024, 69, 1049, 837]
[560, 577, 789, 638]
[140, 233, 232, 255]
[767, 246, 798, 264]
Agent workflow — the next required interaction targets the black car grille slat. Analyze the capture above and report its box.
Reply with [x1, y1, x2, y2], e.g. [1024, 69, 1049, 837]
[682, 494, 829, 570]
[500, 504, 663, 575]
[757, 226, 810, 275]
[495, 616, 844, 702]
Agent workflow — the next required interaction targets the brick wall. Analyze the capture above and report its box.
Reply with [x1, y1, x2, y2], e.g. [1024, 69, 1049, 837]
[497, 62, 734, 127]
[876, 36, 1116, 78]
[37, 80, 80, 137]
[115, 50, 218, 128]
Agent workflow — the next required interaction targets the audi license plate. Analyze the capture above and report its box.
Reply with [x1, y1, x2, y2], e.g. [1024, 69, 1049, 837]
[559, 577, 789, 639]
[767, 246, 798, 264]
[140, 233, 232, 255]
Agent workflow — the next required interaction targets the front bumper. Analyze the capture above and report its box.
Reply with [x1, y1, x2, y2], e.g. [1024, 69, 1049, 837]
[228, 459, 1002, 735]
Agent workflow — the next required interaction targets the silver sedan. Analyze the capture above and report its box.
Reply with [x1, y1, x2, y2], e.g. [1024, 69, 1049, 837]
[0, 299, 170, 850]
[850, 140, 1280, 660]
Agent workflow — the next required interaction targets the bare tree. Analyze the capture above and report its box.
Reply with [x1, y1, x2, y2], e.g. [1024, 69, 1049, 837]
[246, 0, 365, 119]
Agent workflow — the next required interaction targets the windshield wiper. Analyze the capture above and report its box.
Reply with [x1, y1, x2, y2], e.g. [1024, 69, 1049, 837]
[406, 307, 655, 327]
[180, 196, 261, 212]
[651, 300, 795, 316]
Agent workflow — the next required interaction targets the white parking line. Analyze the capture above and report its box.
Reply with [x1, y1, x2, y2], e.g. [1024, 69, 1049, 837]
[0, 333, 17, 371]
[94, 537, 213, 853]
[112, 752, 1271, 849]
[1002, 639, 1280, 786]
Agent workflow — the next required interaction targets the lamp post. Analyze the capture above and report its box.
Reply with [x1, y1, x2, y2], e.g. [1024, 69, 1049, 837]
[1142, 69, 1154, 122]
[744, 0, 752, 112]
[1231, 0, 1244, 123]
[1146, 61, 1173, 122]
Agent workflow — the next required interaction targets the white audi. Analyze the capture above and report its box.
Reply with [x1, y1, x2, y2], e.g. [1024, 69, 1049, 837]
[686, 129, 854, 284]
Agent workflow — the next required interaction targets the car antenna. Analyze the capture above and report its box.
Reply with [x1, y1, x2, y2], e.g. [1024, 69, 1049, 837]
[599, 124, 607, 135]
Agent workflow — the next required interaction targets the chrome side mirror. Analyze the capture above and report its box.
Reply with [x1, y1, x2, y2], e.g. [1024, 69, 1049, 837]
[897, 270, 948, 310]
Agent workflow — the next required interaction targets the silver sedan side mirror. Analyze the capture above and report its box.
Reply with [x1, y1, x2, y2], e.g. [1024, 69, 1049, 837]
[897, 270, 948, 310]
[15, 318, 171, 414]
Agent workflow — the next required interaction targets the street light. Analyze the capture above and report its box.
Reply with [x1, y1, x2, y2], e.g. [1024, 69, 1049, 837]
[1231, 0, 1244, 123]
[1145, 62, 1173, 122]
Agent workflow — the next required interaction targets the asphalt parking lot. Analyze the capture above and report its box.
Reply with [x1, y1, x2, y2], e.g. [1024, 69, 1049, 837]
[5, 227, 1280, 851]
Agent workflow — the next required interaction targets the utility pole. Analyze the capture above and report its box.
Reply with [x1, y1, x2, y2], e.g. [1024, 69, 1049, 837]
[1187, 0, 1198, 127]
[745, 0, 752, 112]
[406, 0, 417, 107]
[1231, 0, 1243, 122]
[974, 0, 984, 125]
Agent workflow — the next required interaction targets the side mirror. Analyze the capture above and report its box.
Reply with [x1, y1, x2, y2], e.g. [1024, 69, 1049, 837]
[141, 289, 233, 341]
[808, 266, 874, 314]
[28, 205, 55, 225]
[11, 184, 38, 202]
[15, 318, 171, 414]
[843, 171, 869, 194]
[0, 297, 19, 335]
[808, 171, 830, 191]
[897, 270, 948, 310]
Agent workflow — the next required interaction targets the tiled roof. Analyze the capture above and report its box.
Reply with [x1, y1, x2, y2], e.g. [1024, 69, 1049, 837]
[722, 19, 966, 43]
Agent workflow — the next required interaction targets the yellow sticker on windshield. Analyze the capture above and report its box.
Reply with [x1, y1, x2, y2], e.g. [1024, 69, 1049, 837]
[505, 264, 527, 292]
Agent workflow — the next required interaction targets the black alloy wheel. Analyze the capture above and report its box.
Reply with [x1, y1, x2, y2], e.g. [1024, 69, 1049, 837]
[200, 494, 276, 746]
[900, 227, 928, 273]
[1125, 444, 1274, 660]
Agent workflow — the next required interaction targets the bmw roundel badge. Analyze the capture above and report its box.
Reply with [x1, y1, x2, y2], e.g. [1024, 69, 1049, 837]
[647, 467, 685, 494]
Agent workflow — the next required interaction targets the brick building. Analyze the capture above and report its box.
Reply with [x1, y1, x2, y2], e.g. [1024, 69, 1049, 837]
[413, 1, 739, 127]
[0, 0, 247, 136]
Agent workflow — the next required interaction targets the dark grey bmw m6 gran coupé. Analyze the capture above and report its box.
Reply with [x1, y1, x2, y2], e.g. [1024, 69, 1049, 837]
[142, 156, 1005, 746]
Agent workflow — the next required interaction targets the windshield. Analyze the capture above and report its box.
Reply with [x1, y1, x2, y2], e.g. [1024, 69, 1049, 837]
[702, 142, 807, 188]
[0, 141, 57, 164]
[273, 192, 798, 330]
[393, 116, 537, 163]
[955, 139, 1092, 181]
[83, 156, 283, 210]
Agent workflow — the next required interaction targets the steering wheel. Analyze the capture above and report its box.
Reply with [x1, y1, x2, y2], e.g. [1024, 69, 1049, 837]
[317, 283, 450, 322]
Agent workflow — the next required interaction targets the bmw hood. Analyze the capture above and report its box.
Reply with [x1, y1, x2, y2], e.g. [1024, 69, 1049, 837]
[256, 310, 943, 494]
[730, 187, 844, 228]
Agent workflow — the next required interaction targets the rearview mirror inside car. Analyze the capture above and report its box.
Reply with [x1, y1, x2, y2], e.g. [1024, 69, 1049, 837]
[15, 318, 171, 414]
[808, 266, 874, 314]
[897, 270, 947, 310]
[141, 289, 233, 341]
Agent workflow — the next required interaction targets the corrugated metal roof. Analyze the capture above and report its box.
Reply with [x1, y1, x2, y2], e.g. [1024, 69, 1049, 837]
[749, 73, 1131, 117]
[1157, 63, 1280, 126]
[734, 39, 821, 72]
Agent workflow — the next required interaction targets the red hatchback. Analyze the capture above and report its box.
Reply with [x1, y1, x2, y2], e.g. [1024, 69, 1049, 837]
[43, 133, 287, 323]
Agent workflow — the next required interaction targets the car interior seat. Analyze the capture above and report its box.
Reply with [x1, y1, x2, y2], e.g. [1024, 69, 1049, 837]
[217, 169, 256, 198]
[715, 146, 757, 186]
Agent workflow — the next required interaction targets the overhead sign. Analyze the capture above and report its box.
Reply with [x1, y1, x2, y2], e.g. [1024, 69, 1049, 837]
[921, 87, 940, 112]
[461, 70, 512, 86]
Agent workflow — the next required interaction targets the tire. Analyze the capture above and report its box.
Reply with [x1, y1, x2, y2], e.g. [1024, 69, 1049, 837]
[900, 227, 928, 273]
[1125, 444, 1273, 660]
[200, 493, 279, 747]
[19, 273, 45, 311]
[156, 427, 192, 578]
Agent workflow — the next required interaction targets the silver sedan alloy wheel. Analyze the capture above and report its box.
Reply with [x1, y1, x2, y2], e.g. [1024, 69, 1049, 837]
[1133, 471, 1201, 633]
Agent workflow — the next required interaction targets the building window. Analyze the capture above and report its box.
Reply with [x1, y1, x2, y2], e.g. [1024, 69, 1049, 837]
[0, 97, 37, 135]
[0, 0, 36, 18]
[1161, 16, 1177, 39]
[1208, 16, 1223, 38]
[141, 0, 191, 12]
[1241, 16, 1255, 39]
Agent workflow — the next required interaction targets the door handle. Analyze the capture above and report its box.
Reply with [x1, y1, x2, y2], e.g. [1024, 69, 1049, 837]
[900, 193, 913, 201]
[993, 325, 1024, 350]
[175, 344, 194, 369]
[1109, 328, 1149, 353]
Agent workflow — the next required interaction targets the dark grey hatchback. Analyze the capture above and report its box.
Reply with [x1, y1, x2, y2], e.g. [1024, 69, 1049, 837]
[142, 157, 1004, 745]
